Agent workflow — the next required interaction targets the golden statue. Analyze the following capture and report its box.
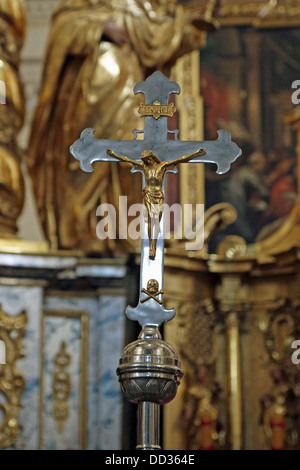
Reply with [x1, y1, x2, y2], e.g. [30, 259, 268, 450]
[0, 0, 25, 237]
[260, 365, 300, 450]
[182, 365, 223, 450]
[27, 0, 207, 253]
[106, 147, 205, 258]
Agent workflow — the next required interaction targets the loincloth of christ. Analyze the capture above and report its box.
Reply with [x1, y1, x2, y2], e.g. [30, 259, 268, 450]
[142, 188, 164, 220]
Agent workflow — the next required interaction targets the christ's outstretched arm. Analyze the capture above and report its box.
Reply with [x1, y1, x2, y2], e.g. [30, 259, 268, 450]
[106, 149, 143, 167]
[162, 148, 206, 169]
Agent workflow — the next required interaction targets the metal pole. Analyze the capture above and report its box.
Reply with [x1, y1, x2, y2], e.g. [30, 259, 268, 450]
[137, 402, 161, 450]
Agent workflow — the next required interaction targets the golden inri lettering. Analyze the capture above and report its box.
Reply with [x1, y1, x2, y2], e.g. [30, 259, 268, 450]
[138, 100, 176, 120]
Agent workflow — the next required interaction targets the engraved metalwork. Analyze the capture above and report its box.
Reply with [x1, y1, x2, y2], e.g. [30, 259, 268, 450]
[177, 299, 217, 368]
[0, 305, 27, 449]
[177, 299, 224, 450]
[215, 0, 300, 28]
[116, 326, 183, 450]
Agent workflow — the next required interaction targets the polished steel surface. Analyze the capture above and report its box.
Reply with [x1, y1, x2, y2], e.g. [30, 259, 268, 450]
[137, 402, 161, 450]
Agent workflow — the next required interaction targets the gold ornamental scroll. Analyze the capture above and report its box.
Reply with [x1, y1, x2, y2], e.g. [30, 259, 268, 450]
[0, 306, 27, 449]
[0, 0, 26, 238]
[215, 0, 300, 29]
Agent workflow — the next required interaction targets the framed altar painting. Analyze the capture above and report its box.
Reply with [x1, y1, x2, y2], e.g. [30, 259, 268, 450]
[201, 27, 299, 252]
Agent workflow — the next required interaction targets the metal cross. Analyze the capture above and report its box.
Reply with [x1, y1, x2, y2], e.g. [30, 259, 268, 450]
[70, 71, 241, 329]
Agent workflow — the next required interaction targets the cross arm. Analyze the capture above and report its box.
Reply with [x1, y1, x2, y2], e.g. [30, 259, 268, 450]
[70, 128, 241, 175]
[159, 130, 241, 174]
[70, 128, 146, 172]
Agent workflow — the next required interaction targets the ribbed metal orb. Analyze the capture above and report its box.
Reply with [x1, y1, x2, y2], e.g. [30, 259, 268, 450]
[116, 327, 183, 405]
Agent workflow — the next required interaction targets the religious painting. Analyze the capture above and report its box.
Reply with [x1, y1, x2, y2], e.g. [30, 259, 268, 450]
[201, 27, 299, 252]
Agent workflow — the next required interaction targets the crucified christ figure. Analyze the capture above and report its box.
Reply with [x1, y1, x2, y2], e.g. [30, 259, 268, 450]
[106, 147, 206, 259]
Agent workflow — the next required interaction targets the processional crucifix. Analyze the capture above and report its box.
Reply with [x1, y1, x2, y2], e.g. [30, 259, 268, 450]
[71, 71, 241, 450]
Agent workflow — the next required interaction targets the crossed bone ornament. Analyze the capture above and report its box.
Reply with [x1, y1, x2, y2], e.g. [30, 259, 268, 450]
[140, 279, 164, 305]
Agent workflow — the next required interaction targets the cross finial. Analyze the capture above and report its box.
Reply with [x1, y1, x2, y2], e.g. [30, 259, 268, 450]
[71, 71, 242, 328]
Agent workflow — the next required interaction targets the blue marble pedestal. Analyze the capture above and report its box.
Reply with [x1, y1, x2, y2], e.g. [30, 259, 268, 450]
[0, 252, 131, 450]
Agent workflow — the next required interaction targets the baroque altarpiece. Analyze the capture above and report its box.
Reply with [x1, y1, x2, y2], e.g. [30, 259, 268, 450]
[1, 0, 300, 450]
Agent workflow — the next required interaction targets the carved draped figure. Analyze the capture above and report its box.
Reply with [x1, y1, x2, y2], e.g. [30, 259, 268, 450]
[27, 0, 206, 253]
[0, 0, 25, 237]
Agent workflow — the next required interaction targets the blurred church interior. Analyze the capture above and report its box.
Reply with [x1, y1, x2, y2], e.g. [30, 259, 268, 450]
[1, 0, 300, 450]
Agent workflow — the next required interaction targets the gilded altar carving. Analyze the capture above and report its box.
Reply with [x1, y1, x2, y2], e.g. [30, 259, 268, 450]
[0, 305, 27, 449]
[52, 341, 71, 433]
[259, 364, 300, 450]
[176, 299, 217, 368]
[215, 0, 300, 28]
[177, 299, 224, 450]
[0, 0, 25, 237]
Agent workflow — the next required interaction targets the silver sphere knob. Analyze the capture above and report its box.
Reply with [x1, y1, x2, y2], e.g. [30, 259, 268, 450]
[116, 326, 183, 405]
